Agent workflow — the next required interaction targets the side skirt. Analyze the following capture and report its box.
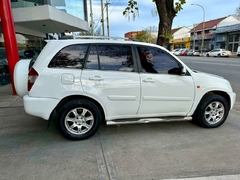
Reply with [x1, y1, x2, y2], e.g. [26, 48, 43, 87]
[106, 116, 192, 125]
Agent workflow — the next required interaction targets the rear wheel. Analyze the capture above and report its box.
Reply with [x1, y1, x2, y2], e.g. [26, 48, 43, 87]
[194, 94, 229, 128]
[207, 54, 209, 57]
[58, 99, 101, 140]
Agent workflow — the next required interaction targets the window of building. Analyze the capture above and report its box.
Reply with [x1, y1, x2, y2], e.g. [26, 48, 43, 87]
[48, 44, 89, 68]
[227, 34, 240, 52]
[228, 35, 234, 42]
[11, 0, 44, 8]
[234, 43, 239, 52]
[234, 34, 239, 42]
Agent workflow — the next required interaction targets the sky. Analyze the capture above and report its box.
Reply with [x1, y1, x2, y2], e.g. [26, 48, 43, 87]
[90, 0, 240, 37]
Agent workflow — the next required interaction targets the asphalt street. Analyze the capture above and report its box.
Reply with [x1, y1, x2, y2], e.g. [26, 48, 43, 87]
[179, 56, 240, 102]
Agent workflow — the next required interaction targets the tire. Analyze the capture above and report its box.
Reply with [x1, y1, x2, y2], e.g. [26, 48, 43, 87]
[217, 54, 221, 57]
[206, 54, 209, 57]
[195, 94, 229, 128]
[58, 99, 101, 140]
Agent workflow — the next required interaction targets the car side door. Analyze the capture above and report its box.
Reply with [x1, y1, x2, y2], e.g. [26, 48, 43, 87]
[136, 45, 195, 117]
[81, 44, 141, 120]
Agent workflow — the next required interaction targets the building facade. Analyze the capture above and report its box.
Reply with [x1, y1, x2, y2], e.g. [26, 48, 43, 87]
[0, 0, 88, 49]
[124, 31, 141, 39]
[170, 27, 191, 50]
[0, 0, 88, 86]
[190, 15, 240, 51]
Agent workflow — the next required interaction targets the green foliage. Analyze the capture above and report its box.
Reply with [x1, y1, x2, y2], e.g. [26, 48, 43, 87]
[123, 0, 138, 20]
[159, 33, 173, 40]
[123, 0, 187, 46]
[135, 30, 155, 43]
[175, 0, 186, 12]
[124, 0, 186, 20]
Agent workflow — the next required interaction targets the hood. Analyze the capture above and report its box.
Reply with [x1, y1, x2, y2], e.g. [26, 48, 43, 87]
[192, 70, 224, 79]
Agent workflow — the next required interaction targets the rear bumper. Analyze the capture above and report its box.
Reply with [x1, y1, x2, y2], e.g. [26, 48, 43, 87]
[23, 95, 59, 120]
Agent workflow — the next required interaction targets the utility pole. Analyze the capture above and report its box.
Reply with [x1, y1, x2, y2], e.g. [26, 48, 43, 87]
[191, 4, 205, 56]
[106, 0, 110, 37]
[101, 0, 105, 36]
[90, 0, 94, 36]
[193, 24, 196, 50]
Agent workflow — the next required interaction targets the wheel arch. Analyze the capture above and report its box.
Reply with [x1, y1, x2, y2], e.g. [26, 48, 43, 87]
[205, 91, 230, 106]
[54, 95, 106, 121]
[194, 90, 231, 115]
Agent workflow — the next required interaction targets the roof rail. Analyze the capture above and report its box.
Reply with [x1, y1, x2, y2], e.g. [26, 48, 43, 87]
[73, 36, 129, 41]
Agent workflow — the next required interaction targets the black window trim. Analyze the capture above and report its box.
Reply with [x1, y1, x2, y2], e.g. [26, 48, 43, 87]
[133, 45, 191, 76]
[48, 43, 91, 69]
[83, 43, 138, 73]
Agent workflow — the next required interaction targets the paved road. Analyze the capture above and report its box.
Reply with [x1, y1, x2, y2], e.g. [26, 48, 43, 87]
[178, 56, 240, 102]
[0, 81, 240, 180]
[1, 56, 240, 180]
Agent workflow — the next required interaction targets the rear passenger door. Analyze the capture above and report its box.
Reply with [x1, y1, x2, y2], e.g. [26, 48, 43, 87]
[81, 44, 141, 119]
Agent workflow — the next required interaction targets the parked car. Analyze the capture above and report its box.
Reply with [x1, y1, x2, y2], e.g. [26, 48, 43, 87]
[206, 49, 231, 57]
[237, 46, 240, 57]
[14, 38, 236, 140]
[179, 49, 189, 56]
[187, 49, 200, 56]
[171, 48, 181, 55]
[172, 48, 184, 56]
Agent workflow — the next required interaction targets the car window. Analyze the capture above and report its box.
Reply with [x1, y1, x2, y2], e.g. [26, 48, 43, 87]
[48, 44, 89, 68]
[137, 46, 180, 74]
[85, 44, 134, 72]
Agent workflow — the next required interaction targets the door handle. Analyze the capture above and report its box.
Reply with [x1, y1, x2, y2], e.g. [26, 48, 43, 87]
[142, 78, 155, 83]
[89, 76, 103, 81]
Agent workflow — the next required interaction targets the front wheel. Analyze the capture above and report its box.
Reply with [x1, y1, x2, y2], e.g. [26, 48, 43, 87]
[58, 99, 101, 140]
[206, 54, 209, 57]
[195, 94, 230, 128]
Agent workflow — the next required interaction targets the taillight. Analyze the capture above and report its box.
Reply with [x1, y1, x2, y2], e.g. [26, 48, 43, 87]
[28, 68, 38, 91]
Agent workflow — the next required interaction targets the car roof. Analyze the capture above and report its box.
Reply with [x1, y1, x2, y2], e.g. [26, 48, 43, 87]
[43, 39, 169, 53]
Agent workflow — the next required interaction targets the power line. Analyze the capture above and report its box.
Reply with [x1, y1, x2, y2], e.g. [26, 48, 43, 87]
[109, 0, 120, 15]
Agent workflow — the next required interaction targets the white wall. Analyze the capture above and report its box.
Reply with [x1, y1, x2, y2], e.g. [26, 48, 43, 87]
[218, 15, 240, 27]
[173, 27, 190, 39]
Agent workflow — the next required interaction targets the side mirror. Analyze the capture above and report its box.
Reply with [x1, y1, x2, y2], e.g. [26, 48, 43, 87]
[181, 66, 187, 75]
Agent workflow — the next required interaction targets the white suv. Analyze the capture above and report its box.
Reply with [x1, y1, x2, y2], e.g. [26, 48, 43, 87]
[14, 39, 236, 140]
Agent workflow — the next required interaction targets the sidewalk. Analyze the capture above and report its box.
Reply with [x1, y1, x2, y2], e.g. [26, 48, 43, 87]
[0, 84, 22, 108]
[1, 84, 240, 180]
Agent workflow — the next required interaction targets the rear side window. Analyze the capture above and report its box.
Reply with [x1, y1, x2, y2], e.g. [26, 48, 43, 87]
[85, 44, 134, 72]
[48, 44, 89, 68]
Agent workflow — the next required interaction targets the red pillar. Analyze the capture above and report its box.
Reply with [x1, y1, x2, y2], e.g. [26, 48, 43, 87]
[0, 0, 19, 95]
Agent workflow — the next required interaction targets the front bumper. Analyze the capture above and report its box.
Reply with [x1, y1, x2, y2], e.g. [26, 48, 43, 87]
[23, 95, 59, 120]
[229, 92, 236, 109]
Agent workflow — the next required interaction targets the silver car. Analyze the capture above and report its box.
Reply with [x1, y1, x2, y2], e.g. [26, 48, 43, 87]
[206, 49, 231, 57]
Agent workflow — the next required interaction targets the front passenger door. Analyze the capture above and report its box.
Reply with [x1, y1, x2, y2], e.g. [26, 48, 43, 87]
[136, 46, 195, 116]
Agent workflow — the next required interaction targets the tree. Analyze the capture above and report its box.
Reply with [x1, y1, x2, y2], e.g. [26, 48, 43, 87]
[135, 30, 154, 43]
[236, 3, 240, 16]
[123, 0, 186, 48]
